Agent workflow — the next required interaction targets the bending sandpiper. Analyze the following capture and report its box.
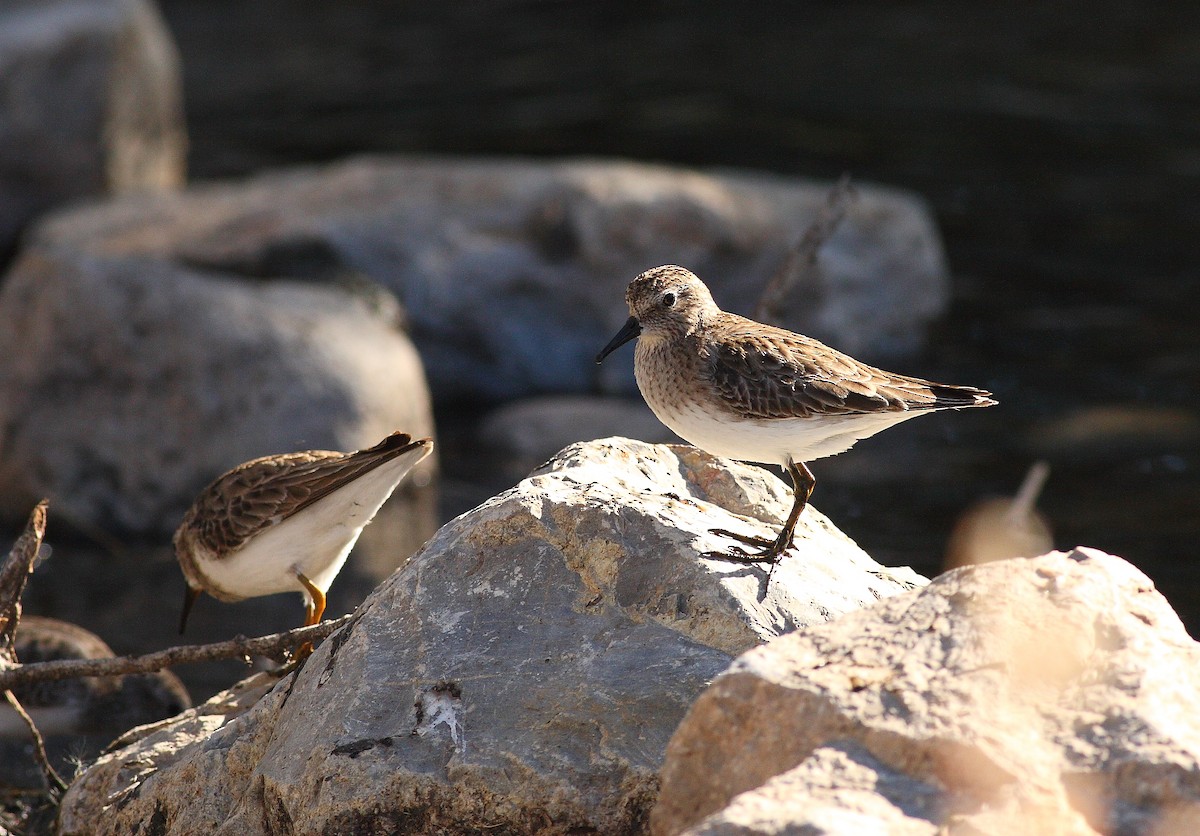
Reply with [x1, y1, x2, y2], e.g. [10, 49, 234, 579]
[596, 264, 995, 568]
[175, 431, 433, 633]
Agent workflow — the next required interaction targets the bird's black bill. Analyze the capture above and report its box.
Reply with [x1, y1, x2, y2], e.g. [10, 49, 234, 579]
[595, 317, 641, 364]
[179, 585, 200, 635]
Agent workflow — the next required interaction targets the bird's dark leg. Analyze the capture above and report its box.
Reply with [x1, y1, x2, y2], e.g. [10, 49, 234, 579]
[709, 460, 815, 565]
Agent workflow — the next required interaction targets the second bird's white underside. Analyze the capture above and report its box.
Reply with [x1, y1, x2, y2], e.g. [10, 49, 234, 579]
[197, 446, 428, 602]
[645, 396, 928, 468]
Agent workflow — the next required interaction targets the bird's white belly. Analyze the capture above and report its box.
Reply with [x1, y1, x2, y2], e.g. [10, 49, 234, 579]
[644, 396, 925, 467]
[201, 513, 361, 601]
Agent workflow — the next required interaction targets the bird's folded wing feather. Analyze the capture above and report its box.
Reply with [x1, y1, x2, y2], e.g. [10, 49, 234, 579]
[191, 434, 417, 556]
[704, 326, 937, 420]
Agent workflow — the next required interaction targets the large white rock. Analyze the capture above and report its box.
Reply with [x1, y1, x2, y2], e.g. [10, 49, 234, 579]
[17, 156, 949, 400]
[0, 0, 185, 256]
[652, 548, 1200, 835]
[0, 246, 437, 541]
[57, 438, 924, 834]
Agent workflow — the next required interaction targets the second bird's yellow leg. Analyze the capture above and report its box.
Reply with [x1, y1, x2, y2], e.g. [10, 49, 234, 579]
[296, 571, 326, 626]
[294, 571, 327, 659]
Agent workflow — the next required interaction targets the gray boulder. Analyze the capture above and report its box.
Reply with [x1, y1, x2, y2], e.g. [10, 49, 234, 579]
[57, 438, 924, 835]
[652, 548, 1200, 835]
[0, 0, 185, 257]
[18, 156, 949, 401]
[0, 246, 437, 542]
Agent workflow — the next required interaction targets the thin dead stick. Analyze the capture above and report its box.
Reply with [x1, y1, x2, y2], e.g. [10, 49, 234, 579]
[0, 501, 65, 798]
[4, 689, 67, 794]
[0, 614, 354, 692]
[754, 173, 857, 323]
[0, 499, 49, 652]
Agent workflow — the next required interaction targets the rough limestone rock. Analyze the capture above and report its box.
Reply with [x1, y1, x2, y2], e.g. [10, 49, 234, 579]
[58, 438, 924, 835]
[15, 156, 948, 401]
[0, 0, 185, 257]
[0, 246, 437, 541]
[682, 740, 942, 836]
[652, 548, 1200, 836]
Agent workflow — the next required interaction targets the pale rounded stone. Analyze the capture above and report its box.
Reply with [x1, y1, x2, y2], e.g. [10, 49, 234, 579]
[653, 548, 1200, 836]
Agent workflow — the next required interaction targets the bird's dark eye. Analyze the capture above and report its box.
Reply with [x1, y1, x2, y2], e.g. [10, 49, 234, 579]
[662, 292, 677, 308]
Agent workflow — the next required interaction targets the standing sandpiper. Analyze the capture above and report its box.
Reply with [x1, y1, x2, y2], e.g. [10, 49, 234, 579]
[175, 431, 433, 634]
[596, 264, 995, 568]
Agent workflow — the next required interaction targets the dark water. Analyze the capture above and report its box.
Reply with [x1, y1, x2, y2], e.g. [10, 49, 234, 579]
[831, 271, 1200, 617]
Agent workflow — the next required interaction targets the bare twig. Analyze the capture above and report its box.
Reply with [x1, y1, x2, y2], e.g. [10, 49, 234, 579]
[0, 501, 64, 805]
[0, 502, 351, 802]
[0, 614, 354, 692]
[754, 173, 858, 323]
[0, 499, 49, 655]
[4, 689, 67, 794]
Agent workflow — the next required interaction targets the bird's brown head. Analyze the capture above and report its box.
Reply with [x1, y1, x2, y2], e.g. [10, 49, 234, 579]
[596, 265, 717, 363]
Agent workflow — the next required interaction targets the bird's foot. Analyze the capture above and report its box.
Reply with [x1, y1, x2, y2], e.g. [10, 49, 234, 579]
[704, 528, 792, 596]
[709, 527, 780, 556]
[705, 529, 790, 563]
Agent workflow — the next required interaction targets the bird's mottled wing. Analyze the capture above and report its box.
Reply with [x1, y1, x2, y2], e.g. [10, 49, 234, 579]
[184, 433, 420, 558]
[704, 318, 940, 420]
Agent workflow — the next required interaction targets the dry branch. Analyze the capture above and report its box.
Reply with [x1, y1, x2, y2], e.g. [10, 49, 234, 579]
[754, 173, 857, 323]
[0, 500, 355, 803]
[4, 689, 67, 794]
[0, 499, 49, 655]
[0, 502, 66, 796]
[0, 613, 354, 692]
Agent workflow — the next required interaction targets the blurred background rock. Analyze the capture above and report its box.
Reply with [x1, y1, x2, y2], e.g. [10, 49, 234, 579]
[0, 0, 1196, 709]
[0, 0, 184, 262]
